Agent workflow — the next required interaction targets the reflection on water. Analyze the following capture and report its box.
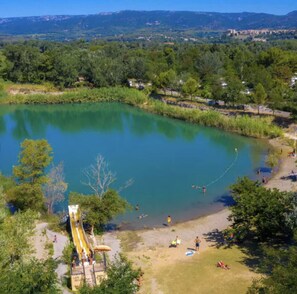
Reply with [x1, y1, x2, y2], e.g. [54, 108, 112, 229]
[0, 103, 268, 228]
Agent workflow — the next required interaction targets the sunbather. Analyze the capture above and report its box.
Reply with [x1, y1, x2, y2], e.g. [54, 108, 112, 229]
[217, 261, 230, 270]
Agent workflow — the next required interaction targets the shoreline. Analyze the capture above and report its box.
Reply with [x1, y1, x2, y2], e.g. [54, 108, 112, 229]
[1, 87, 283, 139]
[103, 135, 296, 256]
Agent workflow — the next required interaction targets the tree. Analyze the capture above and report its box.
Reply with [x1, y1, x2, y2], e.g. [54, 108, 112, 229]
[69, 190, 129, 235]
[0, 186, 9, 223]
[0, 51, 9, 79]
[8, 139, 52, 211]
[76, 155, 132, 235]
[0, 258, 59, 294]
[0, 209, 37, 266]
[0, 204, 58, 293]
[13, 139, 53, 185]
[269, 86, 284, 115]
[229, 177, 297, 241]
[43, 162, 68, 214]
[82, 155, 116, 196]
[224, 77, 244, 106]
[209, 76, 225, 102]
[158, 69, 177, 94]
[248, 234, 297, 294]
[266, 151, 280, 172]
[196, 52, 223, 80]
[254, 83, 267, 114]
[182, 77, 199, 99]
[79, 254, 142, 294]
[4, 44, 44, 83]
[82, 154, 133, 196]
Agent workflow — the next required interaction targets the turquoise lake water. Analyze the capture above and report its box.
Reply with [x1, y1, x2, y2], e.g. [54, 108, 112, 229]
[0, 103, 268, 228]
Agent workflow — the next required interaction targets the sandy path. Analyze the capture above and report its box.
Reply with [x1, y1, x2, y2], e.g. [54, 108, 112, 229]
[102, 232, 121, 262]
[31, 222, 70, 294]
[266, 137, 297, 192]
[31, 222, 48, 259]
[46, 229, 69, 281]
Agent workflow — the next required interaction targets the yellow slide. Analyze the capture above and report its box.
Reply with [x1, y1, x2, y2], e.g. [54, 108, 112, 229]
[68, 205, 92, 259]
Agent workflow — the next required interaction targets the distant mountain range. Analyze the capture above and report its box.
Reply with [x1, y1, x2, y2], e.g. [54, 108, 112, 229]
[0, 10, 297, 40]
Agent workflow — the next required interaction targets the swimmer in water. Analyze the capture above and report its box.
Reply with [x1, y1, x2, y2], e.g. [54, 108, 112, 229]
[202, 186, 206, 193]
[135, 204, 139, 211]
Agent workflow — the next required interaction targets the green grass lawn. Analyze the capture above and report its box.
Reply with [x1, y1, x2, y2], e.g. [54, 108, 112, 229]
[154, 246, 260, 294]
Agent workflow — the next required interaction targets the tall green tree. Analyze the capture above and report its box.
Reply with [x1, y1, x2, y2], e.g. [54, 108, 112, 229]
[254, 83, 267, 114]
[269, 86, 284, 115]
[0, 187, 9, 223]
[224, 77, 244, 106]
[70, 190, 129, 235]
[182, 77, 199, 99]
[8, 139, 53, 211]
[248, 233, 297, 294]
[0, 51, 9, 79]
[0, 209, 37, 266]
[158, 69, 177, 94]
[0, 258, 60, 294]
[229, 177, 297, 241]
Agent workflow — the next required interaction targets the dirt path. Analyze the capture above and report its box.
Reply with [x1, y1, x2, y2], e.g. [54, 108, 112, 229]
[31, 222, 70, 294]
[266, 137, 297, 192]
[31, 222, 48, 259]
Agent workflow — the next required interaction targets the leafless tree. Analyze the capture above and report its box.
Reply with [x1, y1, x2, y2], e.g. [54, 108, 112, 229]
[44, 162, 68, 214]
[82, 154, 133, 196]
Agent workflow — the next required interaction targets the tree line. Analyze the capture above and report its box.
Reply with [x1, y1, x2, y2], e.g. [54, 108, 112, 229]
[0, 40, 297, 111]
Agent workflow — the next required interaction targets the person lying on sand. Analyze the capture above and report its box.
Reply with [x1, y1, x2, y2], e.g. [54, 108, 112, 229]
[217, 261, 230, 270]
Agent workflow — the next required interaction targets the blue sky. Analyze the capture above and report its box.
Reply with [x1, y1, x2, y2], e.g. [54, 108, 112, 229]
[0, 0, 296, 18]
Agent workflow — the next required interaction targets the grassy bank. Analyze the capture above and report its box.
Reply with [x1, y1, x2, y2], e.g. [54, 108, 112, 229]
[149, 246, 259, 294]
[0, 87, 283, 139]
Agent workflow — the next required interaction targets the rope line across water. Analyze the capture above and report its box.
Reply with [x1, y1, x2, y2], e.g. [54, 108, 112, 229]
[192, 148, 238, 190]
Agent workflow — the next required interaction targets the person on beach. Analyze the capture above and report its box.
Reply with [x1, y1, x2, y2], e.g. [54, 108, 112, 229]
[217, 261, 230, 270]
[195, 236, 201, 252]
[53, 235, 57, 243]
[175, 236, 181, 247]
[167, 215, 171, 226]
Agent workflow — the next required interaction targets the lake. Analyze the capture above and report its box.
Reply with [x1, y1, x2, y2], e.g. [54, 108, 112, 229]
[0, 103, 268, 228]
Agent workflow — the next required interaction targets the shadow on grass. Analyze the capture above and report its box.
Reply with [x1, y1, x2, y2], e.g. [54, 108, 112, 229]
[236, 240, 264, 272]
[203, 229, 265, 272]
[203, 229, 225, 248]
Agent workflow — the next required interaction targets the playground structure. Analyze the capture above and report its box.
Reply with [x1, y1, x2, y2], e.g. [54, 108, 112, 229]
[69, 205, 109, 291]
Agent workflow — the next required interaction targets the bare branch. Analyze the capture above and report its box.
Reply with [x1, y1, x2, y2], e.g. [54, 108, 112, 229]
[82, 154, 117, 196]
[43, 162, 68, 214]
[117, 178, 135, 193]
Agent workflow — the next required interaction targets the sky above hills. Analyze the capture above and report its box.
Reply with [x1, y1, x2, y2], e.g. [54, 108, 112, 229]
[0, 0, 296, 18]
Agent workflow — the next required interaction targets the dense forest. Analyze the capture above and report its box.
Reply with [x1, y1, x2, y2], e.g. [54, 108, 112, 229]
[0, 40, 297, 113]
